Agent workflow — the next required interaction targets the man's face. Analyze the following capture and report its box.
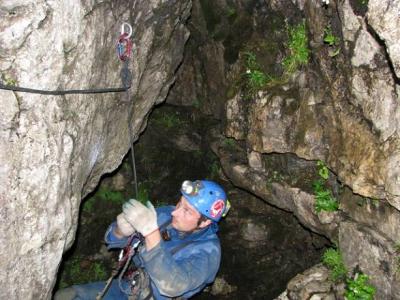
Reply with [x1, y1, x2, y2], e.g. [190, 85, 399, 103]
[171, 196, 210, 232]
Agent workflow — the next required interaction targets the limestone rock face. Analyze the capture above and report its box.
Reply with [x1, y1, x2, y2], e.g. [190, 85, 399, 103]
[274, 264, 340, 300]
[367, 0, 400, 79]
[0, 0, 191, 298]
[161, 0, 400, 296]
[202, 0, 400, 298]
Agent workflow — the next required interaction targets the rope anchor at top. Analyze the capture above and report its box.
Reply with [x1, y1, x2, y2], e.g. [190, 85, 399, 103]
[117, 23, 133, 61]
[0, 23, 134, 95]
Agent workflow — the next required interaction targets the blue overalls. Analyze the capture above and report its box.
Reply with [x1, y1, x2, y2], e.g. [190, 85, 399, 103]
[68, 206, 221, 300]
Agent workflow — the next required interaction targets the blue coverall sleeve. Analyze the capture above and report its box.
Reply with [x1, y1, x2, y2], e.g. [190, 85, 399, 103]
[104, 221, 130, 249]
[139, 239, 220, 298]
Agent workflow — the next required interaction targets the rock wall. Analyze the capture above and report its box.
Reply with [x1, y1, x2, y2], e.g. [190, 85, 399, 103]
[221, 0, 400, 298]
[2, 0, 400, 298]
[0, 0, 191, 298]
[168, 0, 400, 298]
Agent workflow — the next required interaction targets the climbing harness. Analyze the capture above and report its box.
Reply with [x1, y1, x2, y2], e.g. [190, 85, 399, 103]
[98, 219, 205, 300]
[96, 233, 143, 300]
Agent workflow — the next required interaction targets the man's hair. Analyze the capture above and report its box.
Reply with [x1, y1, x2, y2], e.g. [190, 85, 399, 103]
[197, 214, 210, 227]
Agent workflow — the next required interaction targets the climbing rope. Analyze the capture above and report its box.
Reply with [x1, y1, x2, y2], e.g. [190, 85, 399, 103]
[97, 22, 140, 299]
[0, 22, 139, 199]
[0, 24, 134, 95]
[0, 81, 130, 95]
[96, 234, 143, 300]
[117, 22, 139, 199]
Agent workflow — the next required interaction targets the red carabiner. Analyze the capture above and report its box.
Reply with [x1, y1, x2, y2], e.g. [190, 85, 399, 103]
[117, 33, 132, 61]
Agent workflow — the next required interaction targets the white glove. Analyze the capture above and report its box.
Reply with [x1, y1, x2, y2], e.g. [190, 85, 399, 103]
[122, 199, 158, 236]
[116, 213, 136, 236]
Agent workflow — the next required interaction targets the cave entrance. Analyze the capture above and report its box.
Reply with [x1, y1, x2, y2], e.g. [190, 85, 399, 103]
[54, 103, 330, 299]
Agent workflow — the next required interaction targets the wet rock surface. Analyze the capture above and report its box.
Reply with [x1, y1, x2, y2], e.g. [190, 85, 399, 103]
[2, 0, 400, 298]
[0, 0, 191, 298]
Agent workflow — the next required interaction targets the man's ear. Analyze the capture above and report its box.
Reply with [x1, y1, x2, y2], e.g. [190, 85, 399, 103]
[198, 219, 212, 229]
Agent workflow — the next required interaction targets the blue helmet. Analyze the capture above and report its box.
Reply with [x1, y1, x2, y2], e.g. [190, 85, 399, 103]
[180, 180, 229, 222]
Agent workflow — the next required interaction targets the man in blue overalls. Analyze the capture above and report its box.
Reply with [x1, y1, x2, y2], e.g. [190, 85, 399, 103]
[54, 180, 229, 300]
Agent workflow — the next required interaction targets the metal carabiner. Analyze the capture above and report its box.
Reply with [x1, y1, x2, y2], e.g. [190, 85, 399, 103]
[120, 22, 132, 39]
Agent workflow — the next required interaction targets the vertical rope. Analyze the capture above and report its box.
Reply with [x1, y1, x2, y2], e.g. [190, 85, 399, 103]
[123, 60, 139, 199]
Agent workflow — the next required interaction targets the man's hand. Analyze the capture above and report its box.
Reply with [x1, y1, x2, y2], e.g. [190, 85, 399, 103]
[122, 199, 158, 236]
[116, 213, 136, 237]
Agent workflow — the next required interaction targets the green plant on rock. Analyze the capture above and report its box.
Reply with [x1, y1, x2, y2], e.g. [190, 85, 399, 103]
[223, 137, 236, 149]
[246, 69, 270, 93]
[345, 273, 376, 300]
[317, 160, 329, 180]
[322, 248, 347, 282]
[226, 6, 237, 19]
[60, 257, 108, 288]
[92, 261, 107, 281]
[313, 160, 339, 213]
[395, 242, 400, 253]
[313, 179, 339, 212]
[243, 51, 271, 95]
[1, 73, 17, 86]
[136, 182, 150, 205]
[282, 19, 309, 75]
[98, 186, 125, 205]
[82, 197, 96, 213]
[153, 111, 184, 129]
[322, 249, 376, 299]
[323, 25, 340, 57]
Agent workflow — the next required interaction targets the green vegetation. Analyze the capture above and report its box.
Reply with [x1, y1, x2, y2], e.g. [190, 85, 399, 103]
[82, 197, 96, 213]
[317, 160, 329, 179]
[237, 20, 309, 98]
[370, 198, 379, 207]
[82, 186, 125, 213]
[313, 179, 339, 212]
[268, 170, 284, 184]
[136, 182, 150, 204]
[223, 137, 236, 149]
[322, 248, 376, 299]
[58, 256, 108, 289]
[1, 73, 17, 86]
[97, 186, 125, 205]
[345, 273, 376, 300]
[322, 248, 347, 282]
[323, 25, 340, 57]
[282, 20, 309, 75]
[313, 160, 339, 213]
[395, 242, 400, 253]
[153, 111, 185, 129]
[226, 6, 237, 19]
[243, 51, 273, 95]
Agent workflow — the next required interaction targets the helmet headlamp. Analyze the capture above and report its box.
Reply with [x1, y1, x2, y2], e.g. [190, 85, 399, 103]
[181, 180, 203, 196]
[180, 179, 228, 222]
